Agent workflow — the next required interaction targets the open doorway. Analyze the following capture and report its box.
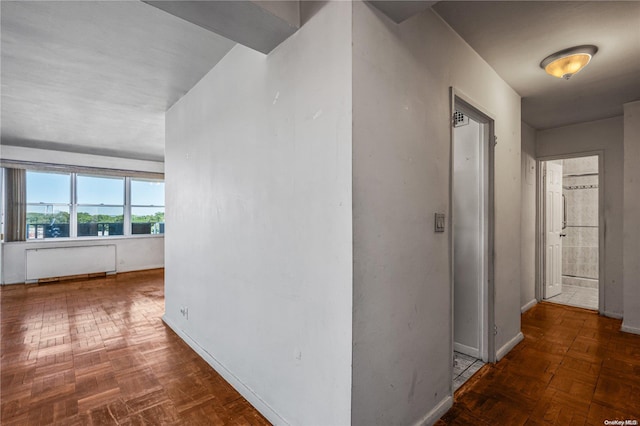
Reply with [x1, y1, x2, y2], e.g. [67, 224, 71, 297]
[451, 94, 494, 391]
[541, 155, 599, 310]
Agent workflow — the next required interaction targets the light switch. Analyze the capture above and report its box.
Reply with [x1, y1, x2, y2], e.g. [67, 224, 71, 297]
[435, 213, 445, 233]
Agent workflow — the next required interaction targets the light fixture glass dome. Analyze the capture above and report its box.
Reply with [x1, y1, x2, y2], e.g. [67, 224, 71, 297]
[540, 45, 598, 80]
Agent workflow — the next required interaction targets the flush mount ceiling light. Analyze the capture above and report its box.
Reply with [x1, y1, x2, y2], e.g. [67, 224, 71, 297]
[540, 45, 598, 80]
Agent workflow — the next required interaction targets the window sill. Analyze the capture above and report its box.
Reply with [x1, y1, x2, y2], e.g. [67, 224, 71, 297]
[3, 234, 164, 245]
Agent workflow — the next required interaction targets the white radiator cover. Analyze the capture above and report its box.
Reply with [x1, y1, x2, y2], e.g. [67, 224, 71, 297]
[25, 245, 117, 281]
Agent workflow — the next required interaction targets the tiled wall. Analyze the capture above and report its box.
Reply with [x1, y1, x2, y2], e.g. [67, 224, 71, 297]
[562, 157, 599, 288]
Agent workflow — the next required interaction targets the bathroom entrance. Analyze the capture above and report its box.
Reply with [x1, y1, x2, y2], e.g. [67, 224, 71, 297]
[542, 155, 600, 310]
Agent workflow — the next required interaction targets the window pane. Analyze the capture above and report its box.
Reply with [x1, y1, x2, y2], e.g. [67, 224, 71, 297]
[77, 175, 124, 205]
[26, 205, 70, 239]
[77, 206, 124, 237]
[131, 180, 164, 206]
[131, 207, 165, 235]
[26, 171, 70, 204]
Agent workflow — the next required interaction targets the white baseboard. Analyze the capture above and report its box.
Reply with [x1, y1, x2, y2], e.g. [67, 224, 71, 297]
[604, 311, 623, 319]
[454, 342, 480, 359]
[621, 322, 640, 335]
[496, 332, 524, 361]
[162, 315, 288, 425]
[414, 395, 453, 426]
[118, 264, 165, 273]
[521, 299, 537, 313]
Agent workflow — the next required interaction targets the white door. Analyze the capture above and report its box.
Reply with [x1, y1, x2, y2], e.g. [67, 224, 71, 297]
[545, 161, 563, 299]
[453, 115, 485, 358]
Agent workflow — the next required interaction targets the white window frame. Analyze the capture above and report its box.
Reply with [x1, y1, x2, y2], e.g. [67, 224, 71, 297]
[129, 177, 165, 236]
[75, 174, 126, 238]
[19, 168, 164, 241]
[25, 170, 72, 239]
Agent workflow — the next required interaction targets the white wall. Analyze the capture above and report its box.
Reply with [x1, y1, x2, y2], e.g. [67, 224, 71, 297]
[2, 236, 164, 284]
[622, 100, 640, 334]
[521, 122, 537, 311]
[164, 2, 353, 425]
[351, 3, 522, 425]
[537, 116, 624, 317]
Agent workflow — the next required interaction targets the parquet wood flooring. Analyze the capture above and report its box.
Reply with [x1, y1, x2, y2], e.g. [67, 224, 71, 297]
[438, 302, 640, 425]
[1, 270, 270, 425]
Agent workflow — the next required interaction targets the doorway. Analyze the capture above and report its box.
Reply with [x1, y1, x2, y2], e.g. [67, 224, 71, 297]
[541, 156, 600, 310]
[451, 95, 494, 391]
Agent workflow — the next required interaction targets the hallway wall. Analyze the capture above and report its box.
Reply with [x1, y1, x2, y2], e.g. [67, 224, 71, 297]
[622, 100, 640, 334]
[521, 122, 537, 311]
[537, 116, 623, 317]
[164, 2, 353, 424]
[352, 2, 522, 424]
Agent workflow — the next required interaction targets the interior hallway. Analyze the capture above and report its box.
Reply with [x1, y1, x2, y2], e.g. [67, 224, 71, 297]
[0, 270, 268, 425]
[440, 302, 640, 425]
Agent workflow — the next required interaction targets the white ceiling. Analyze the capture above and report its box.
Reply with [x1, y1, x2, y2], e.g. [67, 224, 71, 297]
[2, 1, 638, 163]
[433, 1, 640, 130]
[1, 1, 235, 162]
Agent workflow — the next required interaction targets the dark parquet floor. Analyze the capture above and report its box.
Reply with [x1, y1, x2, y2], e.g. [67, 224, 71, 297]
[439, 302, 640, 425]
[1, 270, 269, 425]
[3, 270, 639, 425]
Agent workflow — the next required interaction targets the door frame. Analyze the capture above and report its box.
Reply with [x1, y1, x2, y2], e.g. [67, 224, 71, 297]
[536, 151, 605, 313]
[449, 87, 496, 385]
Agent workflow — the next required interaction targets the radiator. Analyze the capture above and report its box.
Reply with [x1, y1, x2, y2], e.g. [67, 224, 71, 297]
[25, 245, 117, 281]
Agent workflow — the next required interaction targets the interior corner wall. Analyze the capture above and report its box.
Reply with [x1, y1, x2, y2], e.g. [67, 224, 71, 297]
[351, 2, 522, 425]
[536, 116, 624, 317]
[622, 100, 640, 333]
[163, 2, 353, 425]
[521, 122, 537, 310]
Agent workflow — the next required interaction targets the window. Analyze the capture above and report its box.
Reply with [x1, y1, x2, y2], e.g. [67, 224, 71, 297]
[131, 179, 165, 235]
[26, 171, 71, 239]
[77, 175, 124, 237]
[18, 169, 164, 240]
